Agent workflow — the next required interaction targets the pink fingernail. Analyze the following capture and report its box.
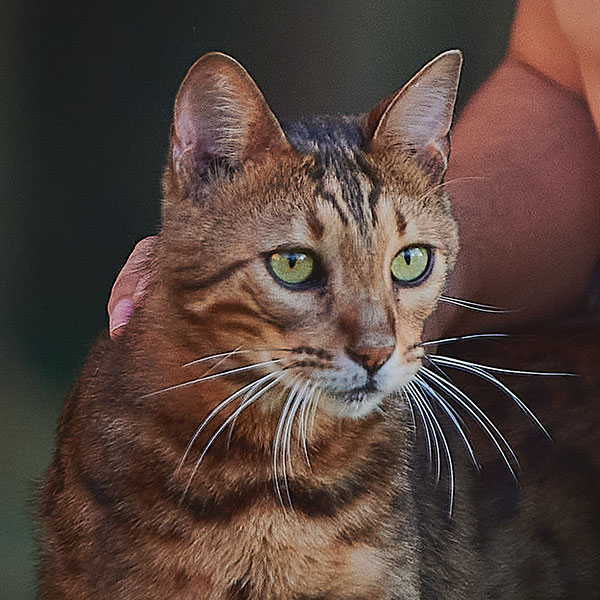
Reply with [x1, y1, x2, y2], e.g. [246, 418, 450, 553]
[109, 298, 133, 335]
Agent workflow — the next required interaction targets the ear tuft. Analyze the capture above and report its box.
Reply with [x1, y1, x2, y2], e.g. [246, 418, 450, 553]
[364, 50, 463, 182]
[171, 52, 291, 181]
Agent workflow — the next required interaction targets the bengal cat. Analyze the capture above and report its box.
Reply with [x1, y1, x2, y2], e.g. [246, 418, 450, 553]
[37, 51, 600, 599]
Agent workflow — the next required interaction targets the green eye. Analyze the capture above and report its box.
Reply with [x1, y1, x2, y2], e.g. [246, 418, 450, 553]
[269, 251, 316, 285]
[391, 246, 431, 284]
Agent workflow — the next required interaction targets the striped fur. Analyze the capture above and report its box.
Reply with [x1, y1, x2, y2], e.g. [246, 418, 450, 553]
[38, 52, 600, 599]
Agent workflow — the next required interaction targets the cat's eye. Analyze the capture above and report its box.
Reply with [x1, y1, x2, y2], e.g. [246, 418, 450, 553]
[268, 250, 316, 286]
[391, 246, 432, 284]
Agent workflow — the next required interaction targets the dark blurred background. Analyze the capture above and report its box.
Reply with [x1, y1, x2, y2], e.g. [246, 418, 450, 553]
[1, 0, 515, 596]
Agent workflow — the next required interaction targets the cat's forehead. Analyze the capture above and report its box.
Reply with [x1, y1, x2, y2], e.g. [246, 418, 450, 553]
[191, 115, 453, 257]
[206, 146, 445, 246]
[309, 151, 381, 235]
[239, 155, 440, 260]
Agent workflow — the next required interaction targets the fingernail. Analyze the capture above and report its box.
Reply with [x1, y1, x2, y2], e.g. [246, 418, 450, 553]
[109, 298, 133, 336]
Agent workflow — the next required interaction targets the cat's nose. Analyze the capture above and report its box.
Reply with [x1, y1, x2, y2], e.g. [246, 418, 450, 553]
[347, 345, 395, 375]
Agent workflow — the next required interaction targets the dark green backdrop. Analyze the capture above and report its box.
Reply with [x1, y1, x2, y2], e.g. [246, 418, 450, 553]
[1, 1, 514, 596]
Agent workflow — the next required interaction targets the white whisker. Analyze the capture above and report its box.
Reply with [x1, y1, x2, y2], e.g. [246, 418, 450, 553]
[415, 379, 480, 471]
[142, 359, 284, 398]
[298, 382, 317, 469]
[182, 348, 248, 368]
[308, 388, 321, 439]
[430, 354, 574, 378]
[407, 382, 441, 482]
[185, 347, 246, 384]
[416, 391, 455, 513]
[418, 368, 519, 481]
[439, 295, 515, 314]
[182, 347, 294, 368]
[429, 355, 553, 438]
[283, 380, 309, 478]
[273, 381, 298, 509]
[415, 176, 489, 203]
[422, 333, 509, 347]
[404, 385, 433, 471]
[181, 372, 286, 501]
[225, 413, 239, 450]
[177, 370, 280, 472]
[403, 388, 418, 437]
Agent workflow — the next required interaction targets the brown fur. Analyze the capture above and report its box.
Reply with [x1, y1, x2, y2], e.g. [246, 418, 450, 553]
[37, 51, 600, 599]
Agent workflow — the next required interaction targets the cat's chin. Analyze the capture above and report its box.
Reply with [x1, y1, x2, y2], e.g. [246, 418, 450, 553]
[320, 388, 392, 420]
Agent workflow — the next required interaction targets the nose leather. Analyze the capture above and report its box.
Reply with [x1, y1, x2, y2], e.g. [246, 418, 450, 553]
[347, 345, 395, 375]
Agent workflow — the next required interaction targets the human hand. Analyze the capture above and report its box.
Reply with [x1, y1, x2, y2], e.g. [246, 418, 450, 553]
[437, 0, 600, 339]
[510, 0, 600, 135]
[107, 237, 156, 338]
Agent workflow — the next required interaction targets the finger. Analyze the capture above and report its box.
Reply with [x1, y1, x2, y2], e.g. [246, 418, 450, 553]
[109, 299, 134, 338]
[108, 236, 156, 337]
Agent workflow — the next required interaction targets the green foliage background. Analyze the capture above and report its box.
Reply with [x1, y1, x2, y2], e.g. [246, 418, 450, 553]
[1, 1, 514, 596]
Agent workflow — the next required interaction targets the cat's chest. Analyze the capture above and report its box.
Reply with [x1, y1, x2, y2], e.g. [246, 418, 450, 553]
[171, 508, 406, 600]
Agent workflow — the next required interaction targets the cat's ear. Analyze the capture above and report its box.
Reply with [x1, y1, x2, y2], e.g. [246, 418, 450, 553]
[364, 50, 462, 182]
[170, 52, 291, 180]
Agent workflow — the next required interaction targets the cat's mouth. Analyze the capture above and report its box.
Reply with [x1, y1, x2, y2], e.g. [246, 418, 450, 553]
[324, 377, 392, 413]
[321, 384, 390, 418]
[341, 377, 379, 400]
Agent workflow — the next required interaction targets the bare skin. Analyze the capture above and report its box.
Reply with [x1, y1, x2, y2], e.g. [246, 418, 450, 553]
[107, 237, 154, 336]
[434, 0, 600, 336]
[108, 0, 600, 339]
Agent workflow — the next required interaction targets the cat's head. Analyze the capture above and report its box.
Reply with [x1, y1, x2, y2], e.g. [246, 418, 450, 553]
[158, 51, 461, 418]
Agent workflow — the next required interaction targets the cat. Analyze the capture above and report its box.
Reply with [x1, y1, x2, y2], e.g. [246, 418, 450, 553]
[37, 50, 600, 599]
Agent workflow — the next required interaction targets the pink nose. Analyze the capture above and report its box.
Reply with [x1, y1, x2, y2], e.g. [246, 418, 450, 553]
[347, 345, 395, 374]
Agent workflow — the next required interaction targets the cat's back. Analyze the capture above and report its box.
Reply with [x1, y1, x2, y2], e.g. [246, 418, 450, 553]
[467, 318, 600, 598]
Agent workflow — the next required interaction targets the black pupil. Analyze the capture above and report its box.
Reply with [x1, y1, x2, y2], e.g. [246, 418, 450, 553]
[404, 249, 412, 265]
[287, 255, 298, 268]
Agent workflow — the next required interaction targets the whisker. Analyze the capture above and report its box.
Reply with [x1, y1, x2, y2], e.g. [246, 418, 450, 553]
[421, 333, 510, 347]
[429, 355, 554, 439]
[142, 359, 284, 398]
[273, 381, 298, 509]
[416, 391, 455, 513]
[404, 384, 434, 472]
[182, 372, 287, 501]
[402, 388, 418, 439]
[415, 176, 489, 202]
[177, 370, 280, 472]
[187, 347, 245, 383]
[283, 380, 310, 478]
[430, 354, 575, 378]
[418, 368, 519, 481]
[182, 347, 244, 368]
[225, 413, 239, 450]
[439, 295, 515, 314]
[182, 347, 295, 368]
[298, 382, 317, 469]
[439, 175, 489, 187]
[415, 378, 480, 471]
[308, 388, 321, 439]
[407, 382, 441, 482]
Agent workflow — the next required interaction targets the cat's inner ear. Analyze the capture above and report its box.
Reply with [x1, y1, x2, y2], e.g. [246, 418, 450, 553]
[171, 52, 291, 179]
[364, 50, 462, 182]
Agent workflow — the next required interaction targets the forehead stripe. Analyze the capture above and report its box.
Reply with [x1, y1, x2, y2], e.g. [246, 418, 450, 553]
[314, 183, 350, 225]
[307, 212, 325, 240]
[329, 154, 368, 231]
[367, 185, 382, 225]
[174, 258, 252, 291]
[395, 210, 407, 236]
